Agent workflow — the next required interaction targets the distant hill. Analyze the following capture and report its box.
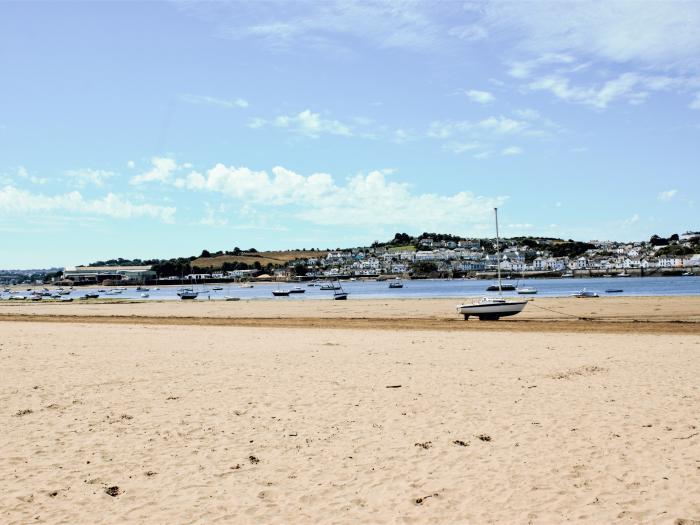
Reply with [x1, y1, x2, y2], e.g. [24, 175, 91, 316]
[192, 250, 327, 270]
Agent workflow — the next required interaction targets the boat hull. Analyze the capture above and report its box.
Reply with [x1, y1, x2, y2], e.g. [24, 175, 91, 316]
[457, 300, 527, 320]
[486, 284, 516, 291]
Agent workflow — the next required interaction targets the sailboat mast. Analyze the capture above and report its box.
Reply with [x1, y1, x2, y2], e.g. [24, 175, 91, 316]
[495, 207, 502, 294]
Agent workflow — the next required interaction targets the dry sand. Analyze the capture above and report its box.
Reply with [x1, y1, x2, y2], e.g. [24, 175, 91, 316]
[1, 297, 699, 524]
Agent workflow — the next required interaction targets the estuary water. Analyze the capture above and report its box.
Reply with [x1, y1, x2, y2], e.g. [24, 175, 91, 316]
[15, 275, 696, 301]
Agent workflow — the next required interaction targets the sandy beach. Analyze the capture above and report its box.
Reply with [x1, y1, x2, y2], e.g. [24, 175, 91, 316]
[2, 297, 699, 523]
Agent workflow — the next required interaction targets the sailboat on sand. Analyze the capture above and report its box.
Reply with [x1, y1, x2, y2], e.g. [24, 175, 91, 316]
[457, 208, 528, 320]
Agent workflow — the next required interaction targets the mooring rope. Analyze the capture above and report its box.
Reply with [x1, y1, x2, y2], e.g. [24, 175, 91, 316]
[527, 300, 593, 321]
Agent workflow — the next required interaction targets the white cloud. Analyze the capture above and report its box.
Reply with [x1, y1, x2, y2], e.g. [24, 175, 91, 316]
[130, 157, 181, 185]
[527, 72, 687, 109]
[211, 1, 450, 53]
[126, 160, 135, 169]
[445, 142, 481, 154]
[464, 89, 495, 104]
[251, 109, 353, 138]
[16, 166, 48, 185]
[482, 2, 700, 69]
[657, 189, 678, 202]
[166, 161, 507, 231]
[508, 54, 576, 79]
[428, 112, 554, 157]
[65, 169, 115, 187]
[0, 185, 175, 223]
[501, 146, 522, 156]
[180, 94, 249, 109]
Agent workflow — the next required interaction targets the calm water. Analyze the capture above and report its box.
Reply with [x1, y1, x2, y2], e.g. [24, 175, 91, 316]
[11, 275, 697, 301]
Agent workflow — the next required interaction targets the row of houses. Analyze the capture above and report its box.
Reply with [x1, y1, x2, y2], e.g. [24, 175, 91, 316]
[293, 239, 700, 276]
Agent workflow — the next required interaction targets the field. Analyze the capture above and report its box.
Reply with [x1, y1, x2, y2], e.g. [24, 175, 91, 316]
[191, 250, 326, 269]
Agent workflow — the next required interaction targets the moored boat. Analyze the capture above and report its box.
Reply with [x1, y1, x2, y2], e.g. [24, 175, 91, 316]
[516, 287, 537, 294]
[177, 288, 198, 300]
[572, 289, 599, 298]
[486, 283, 516, 291]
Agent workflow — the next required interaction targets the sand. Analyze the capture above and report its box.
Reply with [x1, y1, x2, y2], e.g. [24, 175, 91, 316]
[1, 296, 699, 334]
[1, 297, 699, 524]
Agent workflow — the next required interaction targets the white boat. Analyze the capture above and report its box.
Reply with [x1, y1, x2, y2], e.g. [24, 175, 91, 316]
[457, 208, 527, 321]
[239, 283, 254, 288]
[320, 283, 341, 290]
[388, 280, 404, 289]
[562, 272, 574, 278]
[516, 287, 538, 295]
[177, 288, 198, 300]
[212, 286, 224, 291]
[224, 296, 240, 301]
[571, 289, 599, 298]
[618, 272, 631, 277]
[289, 286, 305, 294]
[141, 293, 149, 298]
[457, 297, 528, 320]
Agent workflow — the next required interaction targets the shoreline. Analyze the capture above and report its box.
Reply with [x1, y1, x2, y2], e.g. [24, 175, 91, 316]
[1, 296, 699, 335]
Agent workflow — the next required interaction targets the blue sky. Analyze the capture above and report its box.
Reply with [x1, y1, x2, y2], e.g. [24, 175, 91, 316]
[1, 1, 699, 268]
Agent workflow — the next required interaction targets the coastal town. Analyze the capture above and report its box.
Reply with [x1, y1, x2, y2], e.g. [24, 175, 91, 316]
[2, 231, 698, 286]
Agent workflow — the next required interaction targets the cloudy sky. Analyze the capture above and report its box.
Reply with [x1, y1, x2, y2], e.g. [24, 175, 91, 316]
[1, 1, 699, 267]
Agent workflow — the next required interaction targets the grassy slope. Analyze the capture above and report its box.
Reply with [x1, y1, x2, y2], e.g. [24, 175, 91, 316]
[192, 250, 327, 269]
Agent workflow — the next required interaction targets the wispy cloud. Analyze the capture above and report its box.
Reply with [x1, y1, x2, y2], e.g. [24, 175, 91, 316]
[16, 166, 48, 185]
[657, 189, 678, 202]
[207, 1, 455, 53]
[428, 111, 558, 157]
[65, 169, 115, 187]
[501, 146, 522, 156]
[249, 109, 355, 139]
[527, 72, 693, 109]
[464, 89, 495, 104]
[0, 185, 175, 223]
[482, 2, 700, 69]
[180, 94, 249, 109]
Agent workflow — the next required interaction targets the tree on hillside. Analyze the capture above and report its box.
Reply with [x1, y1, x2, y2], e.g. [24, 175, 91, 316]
[293, 263, 308, 276]
[650, 235, 669, 246]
